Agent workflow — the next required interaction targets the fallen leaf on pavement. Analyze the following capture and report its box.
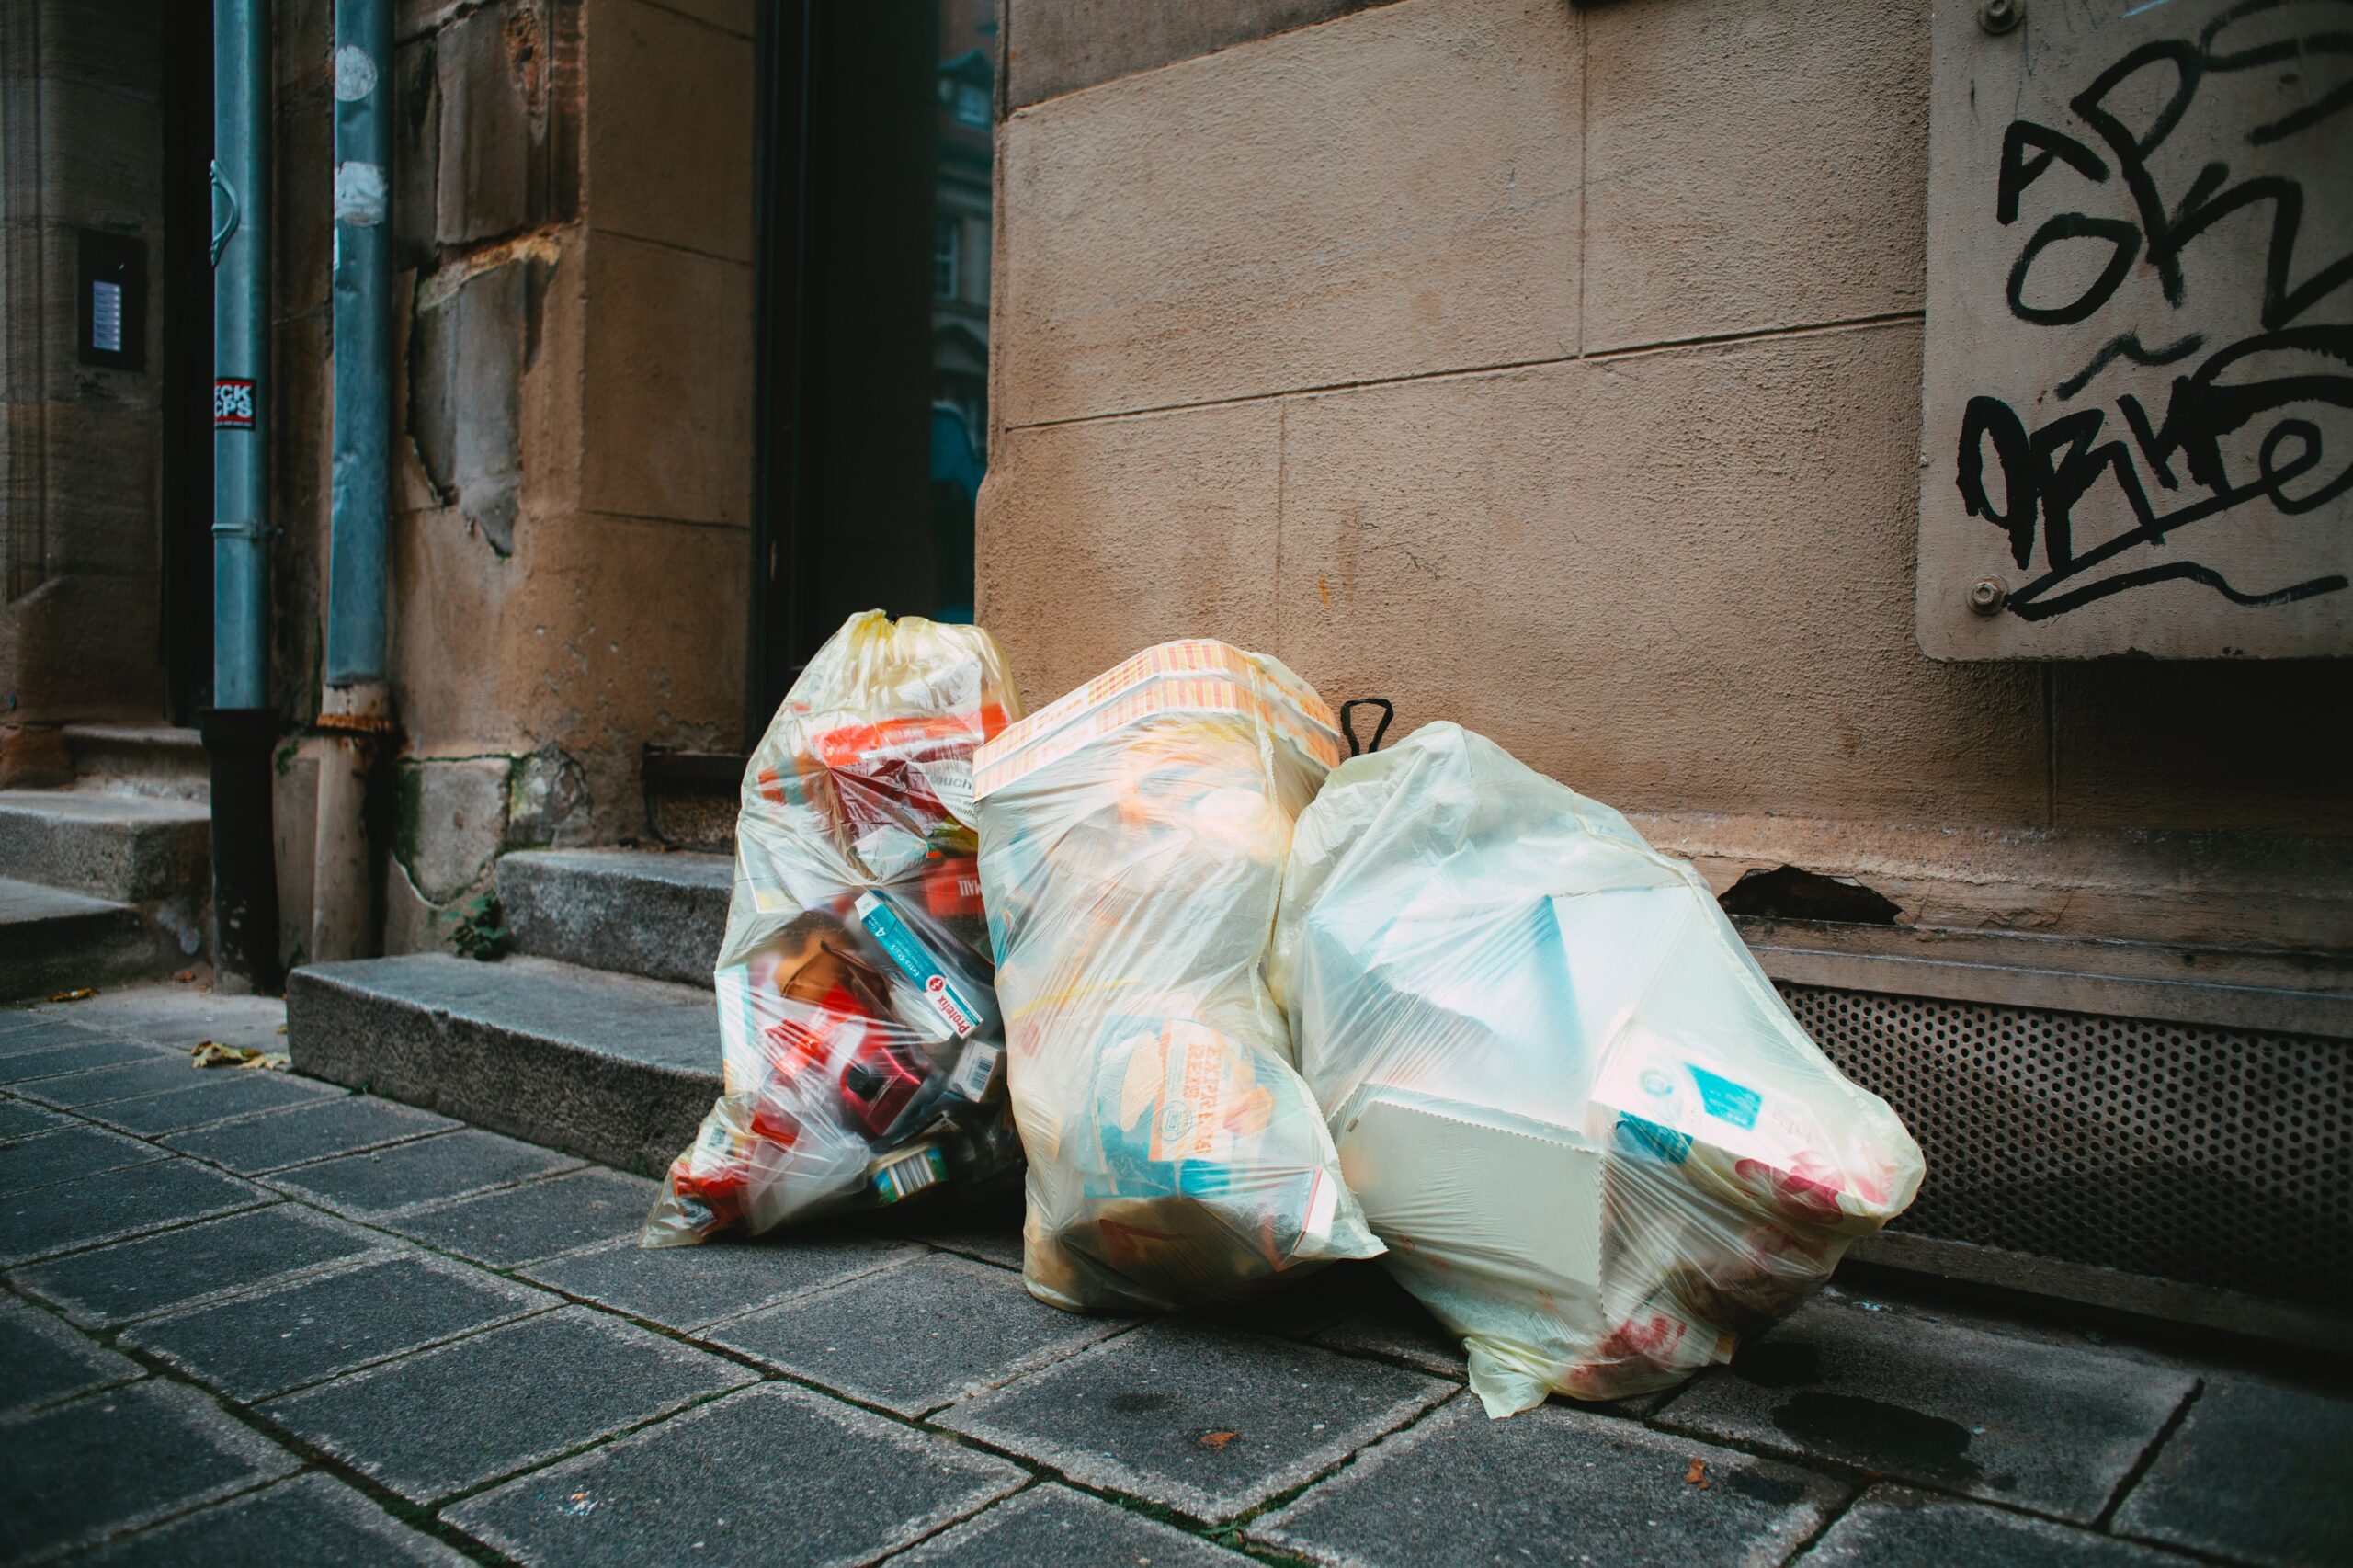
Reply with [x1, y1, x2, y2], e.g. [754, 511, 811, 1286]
[190, 1041, 291, 1072]
[174, 970, 198, 983]
[49, 987, 96, 1003]
[1685, 1459, 1709, 1488]
[1199, 1430, 1239, 1450]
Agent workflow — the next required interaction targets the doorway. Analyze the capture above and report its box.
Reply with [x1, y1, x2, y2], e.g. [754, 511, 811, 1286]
[745, 1, 996, 739]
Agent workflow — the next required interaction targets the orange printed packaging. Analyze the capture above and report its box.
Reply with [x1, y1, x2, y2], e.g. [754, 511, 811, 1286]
[642, 611, 1024, 1247]
[974, 641, 1381, 1313]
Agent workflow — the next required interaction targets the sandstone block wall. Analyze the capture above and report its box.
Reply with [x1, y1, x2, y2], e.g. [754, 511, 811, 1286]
[0, 2, 168, 744]
[980, 0, 2352, 951]
[269, 0, 754, 958]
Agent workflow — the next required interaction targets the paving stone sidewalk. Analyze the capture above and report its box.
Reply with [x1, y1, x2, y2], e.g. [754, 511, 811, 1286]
[4, 983, 2350, 1566]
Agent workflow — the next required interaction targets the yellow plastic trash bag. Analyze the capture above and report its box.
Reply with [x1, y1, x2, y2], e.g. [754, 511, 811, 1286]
[973, 641, 1382, 1312]
[642, 611, 1025, 1246]
[1269, 722, 1922, 1415]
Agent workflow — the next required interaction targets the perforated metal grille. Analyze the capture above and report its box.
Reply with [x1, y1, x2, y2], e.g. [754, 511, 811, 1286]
[1778, 983, 2353, 1310]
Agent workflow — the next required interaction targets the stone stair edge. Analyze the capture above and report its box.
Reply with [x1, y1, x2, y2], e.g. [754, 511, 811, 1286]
[289, 950, 722, 1035]
[0, 789, 211, 903]
[61, 722, 206, 745]
[0, 875, 176, 1000]
[0, 788, 211, 822]
[285, 951, 721, 1174]
[63, 724, 210, 801]
[495, 845, 734, 875]
[494, 848, 732, 989]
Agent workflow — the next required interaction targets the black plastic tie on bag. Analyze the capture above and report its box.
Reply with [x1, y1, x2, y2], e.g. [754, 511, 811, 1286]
[1339, 698, 1394, 757]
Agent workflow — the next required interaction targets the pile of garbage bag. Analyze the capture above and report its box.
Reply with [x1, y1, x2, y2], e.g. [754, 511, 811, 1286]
[971, 641, 1381, 1311]
[642, 612, 1026, 1245]
[642, 612, 1920, 1417]
[1269, 722, 1925, 1415]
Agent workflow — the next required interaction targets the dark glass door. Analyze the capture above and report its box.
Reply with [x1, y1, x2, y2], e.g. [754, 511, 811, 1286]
[746, 1, 995, 738]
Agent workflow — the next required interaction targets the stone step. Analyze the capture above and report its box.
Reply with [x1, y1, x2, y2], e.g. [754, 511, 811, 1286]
[0, 789, 210, 902]
[495, 847, 732, 988]
[286, 952, 721, 1176]
[63, 723, 210, 801]
[0, 877, 182, 1000]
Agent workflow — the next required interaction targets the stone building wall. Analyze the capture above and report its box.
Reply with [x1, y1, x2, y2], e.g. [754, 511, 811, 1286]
[978, 0, 2352, 956]
[269, 0, 755, 958]
[0, 1, 168, 767]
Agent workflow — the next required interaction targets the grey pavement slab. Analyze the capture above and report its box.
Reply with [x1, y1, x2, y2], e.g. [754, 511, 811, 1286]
[709, 1251, 1133, 1415]
[124, 1251, 557, 1400]
[78, 1471, 471, 1567]
[1311, 1310, 1467, 1381]
[11, 1202, 387, 1327]
[0, 1298, 142, 1415]
[522, 1230, 924, 1333]
[17, 1052, 211, 1107]
[882, 1197, 1028, 1271]
[0, 1158, 267, 1266]
[267, 1127, 584, 1216]
[1208, 1258, 1386, 1343]
[0, 1096, 76, 1142]
[0, 1017, 105, 1053]
[83, 1070, 338, 1138]
[2, 1006, 72, 1029]
[0, 1036, 168, 1085]
[164, 1094, 460, 1173]
[938, 1318, 1454, 1523]
[382, 1165, 658, 1267]
[1658, 1298, 2196, 1522]
[2113, 1376, 2353, 1568]
[1256, 1396, 1844, 1568]
[259, 1305, 757, 1503]
[25, 983, 286, 1053]
[1311, 1266, 1469, 1381]
[0, 1380, 297, 1563]
[448, 1381, 1024, 1568]
[0, 1124, 166, 1196]
[1806, 1486, 2190, 1566]
[897, 1484, 1254, 1566]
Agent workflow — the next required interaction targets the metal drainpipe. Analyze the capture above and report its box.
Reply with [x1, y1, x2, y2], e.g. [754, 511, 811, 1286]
[310, 0, 395, 964]
[207, 0, 283, 992]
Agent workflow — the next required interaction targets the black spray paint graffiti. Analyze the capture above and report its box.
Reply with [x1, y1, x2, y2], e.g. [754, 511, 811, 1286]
[1954, 0, 2352, 621]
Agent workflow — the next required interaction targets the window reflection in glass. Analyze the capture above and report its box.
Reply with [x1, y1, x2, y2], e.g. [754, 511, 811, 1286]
[930, 0, 993, 623]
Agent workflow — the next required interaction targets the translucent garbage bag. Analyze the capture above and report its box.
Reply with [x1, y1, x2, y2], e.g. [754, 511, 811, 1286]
[1269, 722, 1923, 1415]
[642, 611, 1026, 1246]
[972, 641, 1382, 1312]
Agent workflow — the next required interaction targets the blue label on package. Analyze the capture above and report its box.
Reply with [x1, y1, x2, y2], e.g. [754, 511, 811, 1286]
[1690, 1064, 1763, 1129]
[1614, 1114, 1692, 1165]
[855, 892, 983, 1038]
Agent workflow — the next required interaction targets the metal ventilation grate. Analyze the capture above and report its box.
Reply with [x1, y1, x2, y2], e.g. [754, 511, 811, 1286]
[1777, 983, 2353, 1310]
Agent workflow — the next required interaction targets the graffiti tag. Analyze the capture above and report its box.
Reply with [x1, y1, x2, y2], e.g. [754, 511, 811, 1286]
[1948, 0, 2350, 630]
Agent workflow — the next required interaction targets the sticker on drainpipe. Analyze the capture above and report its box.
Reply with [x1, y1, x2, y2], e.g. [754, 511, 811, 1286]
[214, 379, 256, 430]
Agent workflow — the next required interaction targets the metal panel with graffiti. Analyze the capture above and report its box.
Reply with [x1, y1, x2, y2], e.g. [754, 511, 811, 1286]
[1918, 0, 2350, 658]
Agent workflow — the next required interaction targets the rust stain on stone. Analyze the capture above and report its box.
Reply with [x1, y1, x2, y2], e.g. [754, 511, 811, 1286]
[503, 2, 544, 108]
